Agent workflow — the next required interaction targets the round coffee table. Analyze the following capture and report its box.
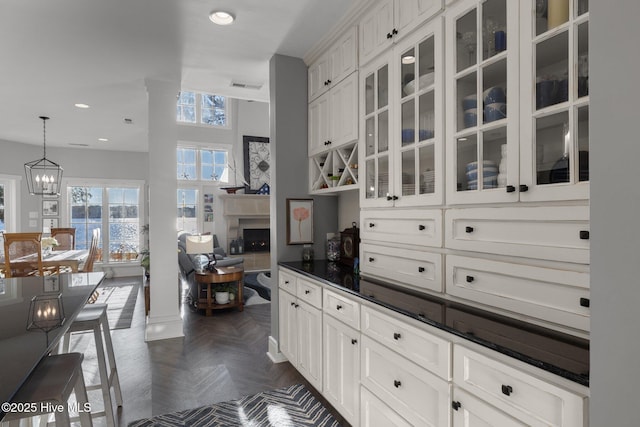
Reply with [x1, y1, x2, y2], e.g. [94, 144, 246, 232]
[194, 266, 244, 316]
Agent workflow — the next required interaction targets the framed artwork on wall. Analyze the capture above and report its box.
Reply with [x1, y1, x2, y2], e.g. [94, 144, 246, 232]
[243, 135, 270, 191]
[204, 193, 214, 222]
[42, 200, 59, 216]
[286, 198, 313, 245]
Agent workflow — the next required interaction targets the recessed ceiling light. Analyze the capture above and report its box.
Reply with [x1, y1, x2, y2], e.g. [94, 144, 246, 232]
[75, 103, 90, 109]
[209, 10, 235, 25]
[98, 138, 109, 142]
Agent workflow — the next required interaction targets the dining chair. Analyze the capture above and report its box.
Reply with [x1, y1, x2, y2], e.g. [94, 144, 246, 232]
[82, 228, 101, 273]
[51, 227, 76, 250]
[2, 232, 44, 277]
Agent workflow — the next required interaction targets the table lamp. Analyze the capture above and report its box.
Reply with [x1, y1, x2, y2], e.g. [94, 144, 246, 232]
[186, 234, 216, 272]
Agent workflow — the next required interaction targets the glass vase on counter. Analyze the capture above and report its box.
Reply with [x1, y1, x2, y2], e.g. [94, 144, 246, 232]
[326, 235, 341, 262]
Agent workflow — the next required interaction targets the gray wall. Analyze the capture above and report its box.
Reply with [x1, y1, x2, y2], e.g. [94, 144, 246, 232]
[590, 1, 640, 424]
[269, 53, 339, 344]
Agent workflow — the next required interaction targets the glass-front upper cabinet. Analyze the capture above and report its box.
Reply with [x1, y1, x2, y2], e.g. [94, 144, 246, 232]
[445, 0, 520, 204]
[519, 0, 589, 201]
[360, 53, 392, 207]
[361, 18, 444, 208]
[394, 17, 444, 207]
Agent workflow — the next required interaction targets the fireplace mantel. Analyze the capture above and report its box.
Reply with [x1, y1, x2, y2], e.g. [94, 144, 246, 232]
[220, 194, 270, 261]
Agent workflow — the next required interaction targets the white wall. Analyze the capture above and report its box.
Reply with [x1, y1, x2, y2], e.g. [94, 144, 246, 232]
[590, 1, 640, 424]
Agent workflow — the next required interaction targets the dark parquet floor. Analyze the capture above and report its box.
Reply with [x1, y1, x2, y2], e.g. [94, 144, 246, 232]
[84, 277, 349, 427]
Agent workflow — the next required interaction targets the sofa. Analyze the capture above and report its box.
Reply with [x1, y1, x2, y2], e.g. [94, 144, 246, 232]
[177, 231, 244, 307]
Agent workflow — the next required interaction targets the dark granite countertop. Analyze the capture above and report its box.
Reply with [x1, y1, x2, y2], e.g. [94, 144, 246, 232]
[279, 260, 589, 387]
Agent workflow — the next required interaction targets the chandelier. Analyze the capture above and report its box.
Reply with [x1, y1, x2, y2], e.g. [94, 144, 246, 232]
[24, 116, 63, 196]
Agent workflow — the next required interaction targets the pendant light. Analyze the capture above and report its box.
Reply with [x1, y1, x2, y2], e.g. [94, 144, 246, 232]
[24, 116, 64, 196]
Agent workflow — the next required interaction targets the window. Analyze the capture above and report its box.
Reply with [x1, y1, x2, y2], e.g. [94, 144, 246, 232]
[177, 188, 198, 233]
[177, 91, 229, 128]
[0, 175, 19, 258]
[177, 148, 197, 180]
[177, 147, 229, 183]
[68, 181, 143, 263]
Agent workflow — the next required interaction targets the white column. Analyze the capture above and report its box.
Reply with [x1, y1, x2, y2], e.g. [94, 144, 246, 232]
[144, 78, 184, 341]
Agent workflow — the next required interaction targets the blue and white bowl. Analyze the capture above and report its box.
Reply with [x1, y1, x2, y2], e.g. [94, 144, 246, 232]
[466, 160, 498, 172]
[462, 94, 477, 110]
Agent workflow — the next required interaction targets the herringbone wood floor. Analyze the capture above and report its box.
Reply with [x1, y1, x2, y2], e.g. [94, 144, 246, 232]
[93, 277, 348, 426]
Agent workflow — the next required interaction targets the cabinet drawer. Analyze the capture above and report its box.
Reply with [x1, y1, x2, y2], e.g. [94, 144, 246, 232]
[297, 277, 322, 308]
[446, 255, 590, 331]
[361, 336, 450, 427]
[278, 268, 297, 294]
[453, 345, 587, 427]
[361, 305, 450, 380]
[324, 289, 360, 330]
[361, 208, 442, 248]
[445, 206, 590, 264]
[360, 386, 412, 427]
[361, 243, 443, 293]
[452, 388, 527, 426]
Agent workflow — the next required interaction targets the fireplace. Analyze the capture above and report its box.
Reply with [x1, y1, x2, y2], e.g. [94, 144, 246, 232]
[243, 228, 270, 252]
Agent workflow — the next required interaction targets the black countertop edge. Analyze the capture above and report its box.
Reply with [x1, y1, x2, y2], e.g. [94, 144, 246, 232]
[279, 260, 589, 387]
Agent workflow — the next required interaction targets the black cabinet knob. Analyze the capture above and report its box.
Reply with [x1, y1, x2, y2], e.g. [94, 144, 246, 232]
[386, 32, 393, 39]
[393, 195, 399, 200]
[284, 280, 289, 284]
[466, 275, 474, 283]
[465, 226, 474, 233]
[394, 380, 401, 388]
[369, 222, 376, 228]
[580, 230, 590, 240]
[327, 79, 331, 84]
[336, 305, 343, 310]
[393, 332, 401, 340]
[386, 195, 393, 201]
[351, 338, 358, 345]
[506, 185, 516, 193]
[580, 297, 590, 307]
[294, 304, 299, 308]
[369, 257, 375, 263]
[392, 28, 398, 35]
[452, 401, 461, 411]
[304, 290, 310, 294]
[519, 184, 529, 192]
[290, 302, 295, 306]
[418, 224, 426, 230]
[501, 385, 513, 396]
[418, 267, 425, 273]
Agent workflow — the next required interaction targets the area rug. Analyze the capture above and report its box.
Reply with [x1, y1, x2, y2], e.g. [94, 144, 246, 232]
[128, 384, 341, 427]
[244, 271, 271, 301]
[92, 279, 140, 330]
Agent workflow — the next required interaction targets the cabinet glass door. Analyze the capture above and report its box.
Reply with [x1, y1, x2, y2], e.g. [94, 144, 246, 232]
[522, 0, 589, 201]
[396, 19, 442, 206]
[446, 0, 518, 204]
[362, 58, 392, 206]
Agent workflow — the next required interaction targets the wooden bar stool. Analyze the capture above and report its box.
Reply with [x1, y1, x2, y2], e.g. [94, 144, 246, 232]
[61, 304, 122, 427]
[1, 353, 92, 427]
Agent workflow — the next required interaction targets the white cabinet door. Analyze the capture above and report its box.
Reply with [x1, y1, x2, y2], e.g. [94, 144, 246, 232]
[395, 0, 444, 38]
[308, 52, 331, 102]
[278, 289, 298, 364]
[329, 26, 358, 86]
[359, 0, 394, 66]
[452, 387, 527, 427]
[361, 386, 413, 427]
[308, 92, 331, 156]
[330, 72, 359, 150]
[297, 300, 323, 390]
[323, 314, 360, 426]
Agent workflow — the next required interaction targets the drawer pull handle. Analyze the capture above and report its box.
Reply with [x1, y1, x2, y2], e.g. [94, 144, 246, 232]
[351, 338, 358, 345]
[466, 275, 475, 283]
[580, 230, 590, 240]
[418, 267, 425, 273]
[305, 290, 310, 295]
[393, 332, 401, 340]
[452, 401, 461, 411]
[519, 184, 529, 192]
[336, 305, 343, 310]
[369, 257, 375, 263]
[393, 380, 401, 388]
[501, 385, 513, 396]
[580, 297, 590, 307]
[369, 222, 375, 228]
[290, 302, 295, 306]
[506, 185, 516, 193]
[418, 224, 426, 231]
[465, 226, 474, 233]
[284, 280, 289, 284]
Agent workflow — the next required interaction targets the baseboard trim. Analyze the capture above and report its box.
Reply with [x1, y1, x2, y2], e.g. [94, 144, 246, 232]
[267, 335, 287, 363]
[144, 314, 184, 342]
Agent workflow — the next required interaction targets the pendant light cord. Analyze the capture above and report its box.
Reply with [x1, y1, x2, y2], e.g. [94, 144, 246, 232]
[39, 115, 49, 158]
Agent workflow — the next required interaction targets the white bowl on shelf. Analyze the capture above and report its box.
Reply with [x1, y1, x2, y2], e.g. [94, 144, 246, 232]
[403, 72, 435, 95]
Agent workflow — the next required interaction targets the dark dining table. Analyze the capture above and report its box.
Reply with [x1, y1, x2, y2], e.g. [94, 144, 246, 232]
[0, 272, 105, 420]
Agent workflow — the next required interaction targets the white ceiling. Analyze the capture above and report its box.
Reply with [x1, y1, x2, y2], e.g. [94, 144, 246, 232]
[0, 0, 356, 152]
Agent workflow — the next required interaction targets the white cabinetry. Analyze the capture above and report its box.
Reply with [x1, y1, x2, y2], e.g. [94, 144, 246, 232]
[323, 311, 360, 426]
[277, 270, 323, 390]
[453, 345, 588, 426]
[360, 17, 444, 208]
[308, 27, 357, 102]
[359, 0, 444, 66]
